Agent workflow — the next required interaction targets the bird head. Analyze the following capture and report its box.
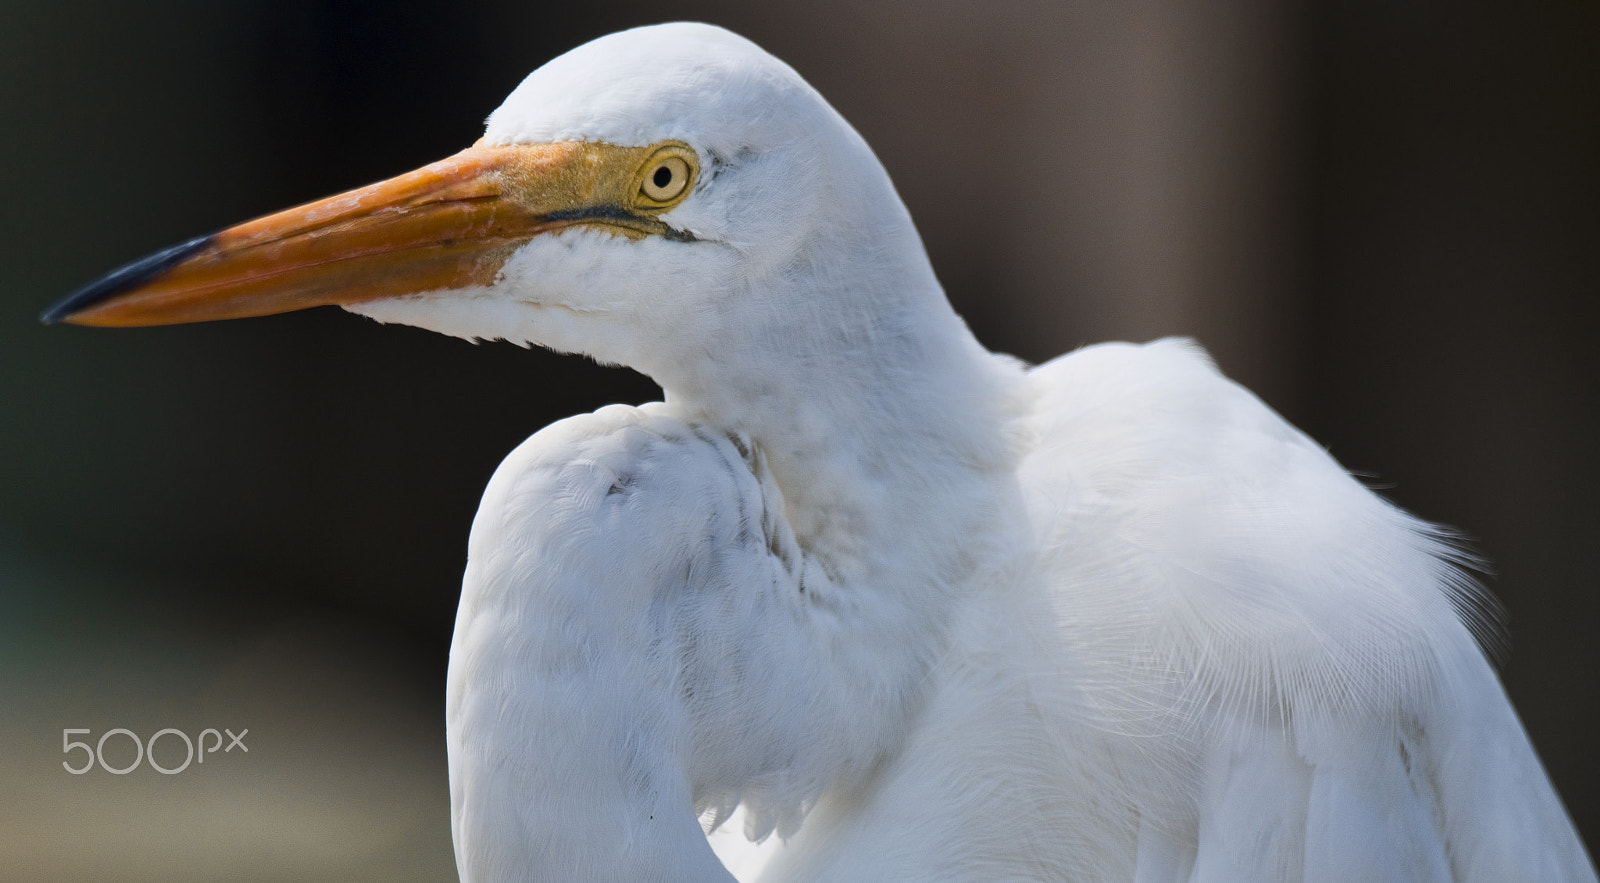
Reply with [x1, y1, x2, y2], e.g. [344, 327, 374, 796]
[42, 23, 936, 397]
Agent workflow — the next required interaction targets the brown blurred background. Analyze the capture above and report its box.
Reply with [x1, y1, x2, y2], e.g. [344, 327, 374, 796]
[2, 1, 1595, 879]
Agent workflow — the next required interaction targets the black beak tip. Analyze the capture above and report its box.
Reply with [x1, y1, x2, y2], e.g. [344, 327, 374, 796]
[39, 300, 77, 325]
[39, 234, 215, 326]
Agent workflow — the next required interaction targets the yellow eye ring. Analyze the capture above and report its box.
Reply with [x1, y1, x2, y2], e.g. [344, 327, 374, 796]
[632, 143, 698, 210]
[642, 156, 689, 201]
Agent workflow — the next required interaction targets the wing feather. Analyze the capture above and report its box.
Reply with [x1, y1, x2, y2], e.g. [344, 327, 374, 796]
[1021, 338, 1594, 881]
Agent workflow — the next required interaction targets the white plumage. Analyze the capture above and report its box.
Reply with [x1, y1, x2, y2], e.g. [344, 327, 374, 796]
[51, 21, 1594, 882]
[426, 26, 1594, 880]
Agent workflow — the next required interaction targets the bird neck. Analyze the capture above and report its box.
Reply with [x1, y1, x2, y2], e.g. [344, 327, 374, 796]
[450, 450, 745, 880]
[450, 289, 1026, 879]
[652, 280, 1031, 836]
[663, 278, 1022, 584]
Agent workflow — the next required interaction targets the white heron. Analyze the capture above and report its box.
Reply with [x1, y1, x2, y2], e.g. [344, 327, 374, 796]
[45, 22, 1594, 883]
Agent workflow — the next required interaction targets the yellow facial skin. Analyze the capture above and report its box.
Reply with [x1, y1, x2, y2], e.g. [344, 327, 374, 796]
[47, 140, 699, 328]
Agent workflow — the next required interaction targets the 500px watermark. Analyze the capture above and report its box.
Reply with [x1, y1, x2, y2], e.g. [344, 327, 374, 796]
[63, 727, 249, 775]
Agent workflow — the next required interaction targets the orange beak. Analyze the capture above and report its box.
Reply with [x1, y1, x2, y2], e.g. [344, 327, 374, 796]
[42, 140, 694, 327]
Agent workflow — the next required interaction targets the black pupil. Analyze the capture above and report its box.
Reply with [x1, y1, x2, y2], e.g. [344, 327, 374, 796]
[653, 166, 673, 189]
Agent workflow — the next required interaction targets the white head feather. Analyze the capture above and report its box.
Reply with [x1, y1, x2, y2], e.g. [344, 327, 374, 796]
[354, 23, 947, 414]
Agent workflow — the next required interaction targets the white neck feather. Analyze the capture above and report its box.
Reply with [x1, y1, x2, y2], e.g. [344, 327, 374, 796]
[446, 272, 1025, 879]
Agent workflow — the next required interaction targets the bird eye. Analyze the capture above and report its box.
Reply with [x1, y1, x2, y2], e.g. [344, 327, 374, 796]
[643, 159, 687, 200]
[633, 144, 697, 210]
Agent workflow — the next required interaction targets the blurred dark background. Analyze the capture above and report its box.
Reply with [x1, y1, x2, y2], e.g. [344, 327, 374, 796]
[2, 1, 1594, 878]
